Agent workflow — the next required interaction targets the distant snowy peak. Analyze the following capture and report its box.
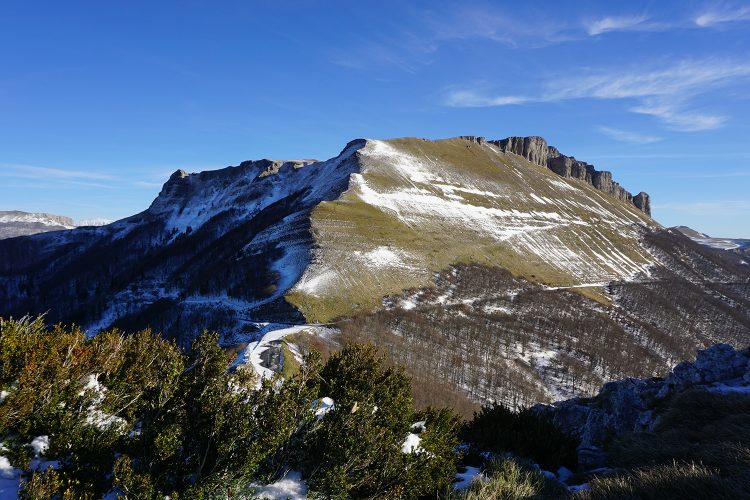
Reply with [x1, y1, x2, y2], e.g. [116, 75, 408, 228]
[0, 210, 75, 227]
[77, 218, 112, 227]
[673, 226, 750, 251]
[0, 210, 76, 239]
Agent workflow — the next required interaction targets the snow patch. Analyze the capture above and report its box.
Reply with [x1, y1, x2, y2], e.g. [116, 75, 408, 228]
[453, 465, 485, 490]
[30, 436, 49, 456]
[234, 324, 332, 386]
[78, 374, 127, 431]
[250, 470, 308, 500]
[312, 397, 335, 419]
[548, 178, 581, 192]
[357, 246, 404, 269]
[410, 421, 426, 432]
[0, 456, 20, 499]
[401, 433, 423, 454]
[402, 420, 428, 454]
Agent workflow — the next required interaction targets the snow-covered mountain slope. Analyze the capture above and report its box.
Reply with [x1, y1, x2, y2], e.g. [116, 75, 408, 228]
[2, 135, 742, 354]
[674, 225, 750, 252]
[0, 210, 75, 239]
[0, 141, 363, 344]
[340, 230, 750, 409]
[289, 138, 657, 321]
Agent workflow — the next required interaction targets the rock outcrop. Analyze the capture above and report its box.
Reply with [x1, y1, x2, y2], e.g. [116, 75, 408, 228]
[535, 343, 750, 470]
[493, 136, 553, 167]
[633, 192, 650, 215]
[489, 136, 651, 216]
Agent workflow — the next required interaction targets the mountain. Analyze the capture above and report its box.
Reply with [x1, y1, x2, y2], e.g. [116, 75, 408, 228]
[674, 225, 750, 253]
[1, 135, 748, 410]
[0, 210, 75, 239]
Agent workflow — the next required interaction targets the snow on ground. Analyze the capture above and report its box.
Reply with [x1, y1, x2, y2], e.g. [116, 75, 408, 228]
[312, 397, 335, 419]
[0, 435, 65, 498]
[402, 421, 427, 454]
[691, 237, 750, 251]
[76, 218, 112, 227]
[152, 140, 361, 240]
[548, 178, 582, 192]
[0, 456, 20, 500]
[0, 212, 75, 228]
[293, 269, 338, 296]
[401, 433, 423, 454]
[410, 421, 426, 432]
[453, 465, 485, 490]
[482, 304, 512, 315]
[354, 246, 408, 269]
[354, 140, 652, 284]
[78, 374, 127, 432]
[234, 324, 335, 386]
[29, 436, 48, 456]
[543, 283, 608, 291]
[249, 470, 308, 500]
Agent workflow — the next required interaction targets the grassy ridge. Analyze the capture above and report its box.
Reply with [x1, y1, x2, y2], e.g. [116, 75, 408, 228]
[287, 137, 657, 322]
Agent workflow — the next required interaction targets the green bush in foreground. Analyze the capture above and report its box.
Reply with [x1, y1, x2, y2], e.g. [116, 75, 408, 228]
[302, 344, 461, 498]
[0, 316, 460, 499]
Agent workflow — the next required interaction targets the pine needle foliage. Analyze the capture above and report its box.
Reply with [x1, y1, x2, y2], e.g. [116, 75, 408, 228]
[0, 317, 460, 499]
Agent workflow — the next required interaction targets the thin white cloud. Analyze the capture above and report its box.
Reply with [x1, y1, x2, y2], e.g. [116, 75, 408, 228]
[694, 4, 750, 27]
[444, 90, 530, 107]
[586, 15, 655, 35]
[677, 170, 750, 178]
[628, 101, 725, 131]
[331, 5, 580, 72]
[598, 126, 661, 143]
[444, 58, 750, 131]
[0, 163, 117, 181]
[334, 4, 750, 73]
[426, 6, 578, 48]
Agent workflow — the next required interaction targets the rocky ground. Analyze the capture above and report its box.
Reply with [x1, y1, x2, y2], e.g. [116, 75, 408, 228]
[536, 343, 750, 471]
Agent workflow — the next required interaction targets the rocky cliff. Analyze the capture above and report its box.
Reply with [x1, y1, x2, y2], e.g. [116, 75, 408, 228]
[535, 343, 750, 470]
[488, 136, 650, 215]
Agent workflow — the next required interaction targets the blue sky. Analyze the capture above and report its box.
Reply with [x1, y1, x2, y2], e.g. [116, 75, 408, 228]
[1, 1, 749, 236]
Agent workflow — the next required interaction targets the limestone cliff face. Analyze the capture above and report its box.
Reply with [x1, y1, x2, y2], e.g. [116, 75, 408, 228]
[491, 136, 651, 216]
[492, 136, 553, 167]
[633, 192, 651, 215]
[546, 156, 596, 183]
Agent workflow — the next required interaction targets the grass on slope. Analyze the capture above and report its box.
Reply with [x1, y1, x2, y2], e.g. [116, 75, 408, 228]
[287, 137, 656, 323]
